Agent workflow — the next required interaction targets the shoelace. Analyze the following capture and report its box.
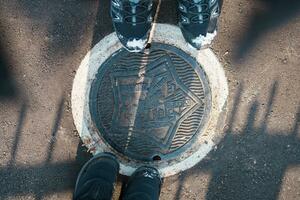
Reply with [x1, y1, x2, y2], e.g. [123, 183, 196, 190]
[113, 0, 152, 25]
[180, 0, 210, 23]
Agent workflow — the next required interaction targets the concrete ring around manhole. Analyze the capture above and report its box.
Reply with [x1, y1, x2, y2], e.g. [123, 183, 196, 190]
[71, 23, 228, 177]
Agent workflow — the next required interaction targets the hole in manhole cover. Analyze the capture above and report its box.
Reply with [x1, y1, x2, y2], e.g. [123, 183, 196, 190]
[153, 155, 162, 161]
[89, 43, 211, 162]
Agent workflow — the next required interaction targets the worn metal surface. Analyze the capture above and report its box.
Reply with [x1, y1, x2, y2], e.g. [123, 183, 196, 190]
[89, 43, 211, 161]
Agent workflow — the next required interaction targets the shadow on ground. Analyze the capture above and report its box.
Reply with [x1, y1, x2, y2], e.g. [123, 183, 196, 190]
[174, 82, 300, 200]
[1, 80, 299, 200]
[234, 0, 300, 60]
[0, 0, 299, 199]
[0, 29, 17, 99]
[0, 97, 91, 200]
[6, 0, 298, 61]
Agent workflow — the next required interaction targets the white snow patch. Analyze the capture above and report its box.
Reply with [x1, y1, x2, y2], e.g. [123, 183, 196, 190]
[126, 38, 147, 49]
[192, 30, 217, 47]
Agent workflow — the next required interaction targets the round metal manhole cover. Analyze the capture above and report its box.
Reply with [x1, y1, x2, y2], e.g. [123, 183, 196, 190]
[89, 43, 211, 161]
[72, 23, 229, 177]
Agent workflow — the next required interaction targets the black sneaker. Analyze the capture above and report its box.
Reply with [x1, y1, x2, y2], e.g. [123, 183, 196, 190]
[111, 0, 154, 52]
[178, 0, 222, 49]
[122, 166, 162, 200]
[73, 153, 119, 200]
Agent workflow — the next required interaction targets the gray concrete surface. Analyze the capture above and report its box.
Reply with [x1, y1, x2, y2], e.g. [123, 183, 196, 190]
[0, 0, 299, 199]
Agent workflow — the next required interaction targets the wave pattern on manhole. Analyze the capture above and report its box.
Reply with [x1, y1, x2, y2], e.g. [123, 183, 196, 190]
[89, 43, 211, 161]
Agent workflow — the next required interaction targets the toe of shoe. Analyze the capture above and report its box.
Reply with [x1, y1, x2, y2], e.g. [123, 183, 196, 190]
[117, 33, 149, 52]
[181, 29, 217, 50]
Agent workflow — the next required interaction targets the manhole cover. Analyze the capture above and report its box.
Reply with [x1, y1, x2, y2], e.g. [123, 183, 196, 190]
[89, 43, 211, 161]
[72, 23, 228, 177]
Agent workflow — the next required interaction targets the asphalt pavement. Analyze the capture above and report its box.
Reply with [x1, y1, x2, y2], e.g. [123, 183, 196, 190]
[0, 0, 299, 199]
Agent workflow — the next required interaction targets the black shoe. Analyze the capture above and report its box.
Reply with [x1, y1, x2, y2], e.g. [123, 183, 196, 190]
[122, 166, 162, 200]
[73, 153, 119, 200]
[111, 0, 154, 52]
[178, 0, 222, 49]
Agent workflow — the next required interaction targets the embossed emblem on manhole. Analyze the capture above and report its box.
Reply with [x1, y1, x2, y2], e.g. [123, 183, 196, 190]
[90, 43, 211, 161]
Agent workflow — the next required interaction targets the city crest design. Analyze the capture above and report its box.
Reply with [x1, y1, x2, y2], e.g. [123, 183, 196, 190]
[110, 55, 203, 149]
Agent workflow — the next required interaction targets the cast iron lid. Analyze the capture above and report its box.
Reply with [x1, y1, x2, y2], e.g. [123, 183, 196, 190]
[89, 43, 211, 161]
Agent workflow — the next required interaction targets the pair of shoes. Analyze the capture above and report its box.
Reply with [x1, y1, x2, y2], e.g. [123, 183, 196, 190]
[111, 0, 222, 52]
[73, 153, 162, 200]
